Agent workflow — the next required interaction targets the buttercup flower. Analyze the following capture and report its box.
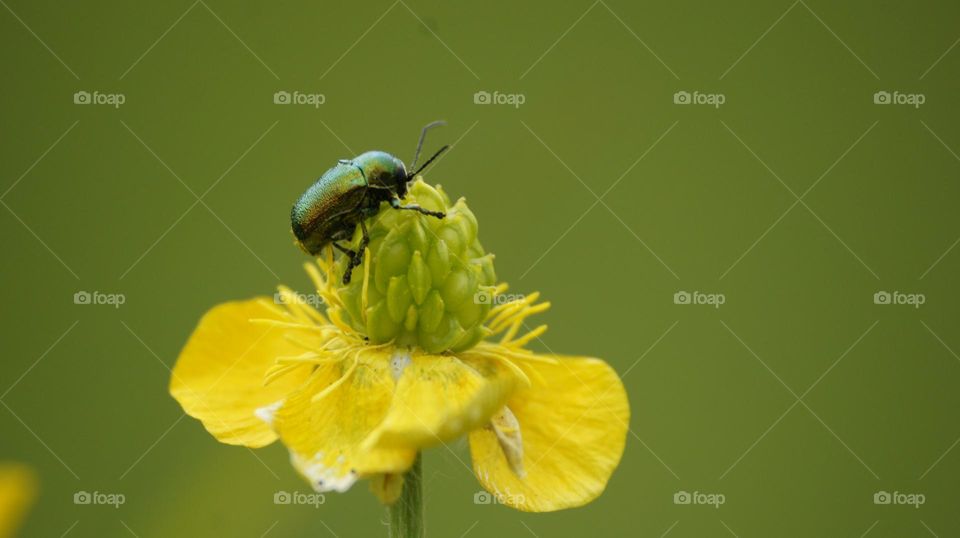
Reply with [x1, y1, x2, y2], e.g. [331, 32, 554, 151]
[170, 180, 629, 512]
[0, 463, 37, 538]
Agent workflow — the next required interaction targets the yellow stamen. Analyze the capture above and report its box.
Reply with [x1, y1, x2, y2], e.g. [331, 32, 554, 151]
[472, 342, 559, 364]
[327, 308, 358, 336]
[488, 300, 550, 336]
[511, 324, 548, 348]
[282, 334, 327, 352]
[487, 292, 542, 330]
[263, 350, 345, 385]
[361, 248, 371, 324]
[499, 319, 523, 344]
[275, 286, 314, 323]
[264, 363, 305, 385]
[304, 261, 325, 293]
[486, 354, 531, 387]
[310, 349, 361, 402]
[486, 291, 533, 323]
[249, 319, 331, 332]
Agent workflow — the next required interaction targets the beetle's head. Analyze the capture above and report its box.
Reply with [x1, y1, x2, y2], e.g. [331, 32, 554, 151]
[397, 168, 411, 198]
[388, 156, 409, 198]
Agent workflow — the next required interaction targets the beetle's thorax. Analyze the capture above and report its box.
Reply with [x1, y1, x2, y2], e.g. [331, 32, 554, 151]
[353, 150, 407, 193]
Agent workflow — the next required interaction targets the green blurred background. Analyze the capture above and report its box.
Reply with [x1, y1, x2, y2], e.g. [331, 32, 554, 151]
[2, 0, 959, 536]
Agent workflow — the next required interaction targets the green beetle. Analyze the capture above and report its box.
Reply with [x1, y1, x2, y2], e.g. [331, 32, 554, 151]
[291, 121, 449, 284]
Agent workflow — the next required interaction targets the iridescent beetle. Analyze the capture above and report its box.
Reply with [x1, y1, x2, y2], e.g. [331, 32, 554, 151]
[291, 121, 449, 284]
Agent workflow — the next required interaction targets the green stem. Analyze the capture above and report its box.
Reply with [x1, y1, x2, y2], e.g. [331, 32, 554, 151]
[389, 452, 423, 538]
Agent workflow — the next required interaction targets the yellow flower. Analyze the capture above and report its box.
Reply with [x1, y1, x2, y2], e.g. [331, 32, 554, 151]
[170, 183, 629, 512]
[0, 463, 37, 538]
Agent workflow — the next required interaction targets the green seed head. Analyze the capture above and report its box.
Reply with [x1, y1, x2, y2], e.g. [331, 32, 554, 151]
[333, 179, 497, 353]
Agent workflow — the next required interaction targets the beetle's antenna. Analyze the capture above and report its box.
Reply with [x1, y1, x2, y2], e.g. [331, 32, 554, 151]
[410, 120, 446, 171]
[408, 145, 449, 179]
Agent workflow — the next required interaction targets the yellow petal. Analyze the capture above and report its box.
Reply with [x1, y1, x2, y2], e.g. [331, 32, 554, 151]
[0, 463, 37, 538]
[362, 351, 520, 451]
[275, 347, 417, 492]
[469, 356, 629, 512]
[170, 299, 315, 447]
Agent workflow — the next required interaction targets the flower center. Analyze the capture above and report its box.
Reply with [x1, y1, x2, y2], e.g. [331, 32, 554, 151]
[329, 180, 498, 353]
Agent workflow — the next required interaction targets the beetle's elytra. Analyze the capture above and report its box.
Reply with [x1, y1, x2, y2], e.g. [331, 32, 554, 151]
[291, 121, 449, 284]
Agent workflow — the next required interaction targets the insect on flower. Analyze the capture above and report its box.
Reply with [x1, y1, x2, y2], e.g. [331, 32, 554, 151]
[170, 129, 629, 524]
[291, 121, 450, 284]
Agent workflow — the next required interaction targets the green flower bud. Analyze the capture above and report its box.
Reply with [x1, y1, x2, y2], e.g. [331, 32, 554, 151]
[333, 179, 496, 353]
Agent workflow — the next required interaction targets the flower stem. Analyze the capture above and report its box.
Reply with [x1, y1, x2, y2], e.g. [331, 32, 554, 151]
[389, 452, 423, 538]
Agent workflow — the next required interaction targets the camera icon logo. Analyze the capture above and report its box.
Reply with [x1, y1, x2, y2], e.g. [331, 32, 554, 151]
[673, 491, 692, 504]
[274, 491, 292, 504]
[873, 291, 891, 305]
[673, 91, 691, 104]
[473, 491, 492, 504]
[473, 291, 492, 305]
[873, 91, 891, 105]
[473, 91, 491, 105]
[673, 291, 691, 305]
[74, 491, 92, 504]
[74, 291, 91, 305]
[873, 491, 891, 505]
[273, 91, 291, 105]
[73, 91, 91, 105]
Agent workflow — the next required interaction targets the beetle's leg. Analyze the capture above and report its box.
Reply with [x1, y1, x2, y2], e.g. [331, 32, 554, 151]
[333, 241, 357, 260]
[333, 242, 358, 284]
[356, 220, 370, 263]
[389, 197, 445, 219]
[334, 221, 371, 285]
